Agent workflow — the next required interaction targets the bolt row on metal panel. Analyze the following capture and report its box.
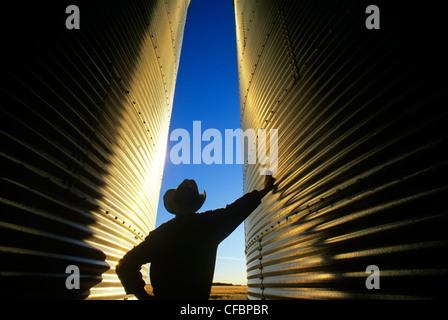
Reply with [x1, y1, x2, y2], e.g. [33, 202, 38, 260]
[235, 0, 448, 299]
[1, 0, 190, 299]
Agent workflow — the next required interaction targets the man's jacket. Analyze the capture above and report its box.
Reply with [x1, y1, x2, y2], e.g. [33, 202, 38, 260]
[116, 190, 262, 299]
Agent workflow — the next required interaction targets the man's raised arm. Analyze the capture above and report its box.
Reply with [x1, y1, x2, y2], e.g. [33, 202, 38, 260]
[210, 175, 276, 241]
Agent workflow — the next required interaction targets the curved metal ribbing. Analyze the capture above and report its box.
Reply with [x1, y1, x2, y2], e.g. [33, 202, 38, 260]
[0, 0, 189, 299]
[235, 0, 448, 299]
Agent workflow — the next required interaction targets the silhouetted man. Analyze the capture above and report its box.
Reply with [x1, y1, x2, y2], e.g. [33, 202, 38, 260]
[116, 175, 275, 300]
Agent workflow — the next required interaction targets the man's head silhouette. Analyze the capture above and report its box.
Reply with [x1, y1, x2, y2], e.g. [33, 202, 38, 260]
[163, 179, 206, 215]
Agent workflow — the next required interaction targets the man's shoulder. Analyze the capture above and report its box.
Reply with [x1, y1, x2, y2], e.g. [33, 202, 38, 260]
[147, 218, 175, 236]
[196, 207, 226, 216]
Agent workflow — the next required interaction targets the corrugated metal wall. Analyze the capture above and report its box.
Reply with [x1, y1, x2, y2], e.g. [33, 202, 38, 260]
[235, 0, 448, 299]
[0, 0, 189, 299]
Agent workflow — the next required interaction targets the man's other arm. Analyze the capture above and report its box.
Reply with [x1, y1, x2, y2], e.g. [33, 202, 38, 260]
[116, 235, 154, 300]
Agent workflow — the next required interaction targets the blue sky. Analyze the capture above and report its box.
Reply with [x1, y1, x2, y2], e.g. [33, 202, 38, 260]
[155, 0, 248, 285]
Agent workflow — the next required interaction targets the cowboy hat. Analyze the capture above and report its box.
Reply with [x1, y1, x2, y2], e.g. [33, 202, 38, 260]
[163, 179, 206, 215]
